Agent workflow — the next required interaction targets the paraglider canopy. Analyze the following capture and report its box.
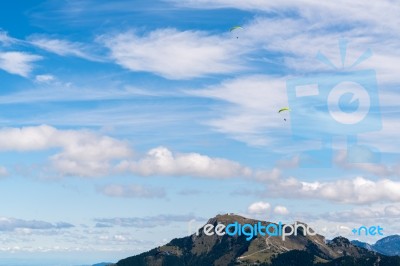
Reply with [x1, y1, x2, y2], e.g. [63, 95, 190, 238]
[278, 107, 291, 121]
[278, 107, 291, 113]
[230, 26, 243, 39]
[230, 26, 243, 32]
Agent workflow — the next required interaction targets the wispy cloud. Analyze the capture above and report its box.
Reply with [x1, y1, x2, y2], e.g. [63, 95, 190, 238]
[169, 0, 400, 31]
[172, 1, 400, 84]
[324, 205, 400, 223]
[29, 35, 102, 61]
[100, 28, 245, 79]
[334, 150, 398, 177]
[28, 0, 175, 30]
[98, 184, 166, 198]
[311, 204, 400, 237]
[188, 68, 398, 152]
[34, 74, 56, 83]
[0, 52, 41, 77]
[0, 84, 161, 104]
[0, 217, 74, 231]
[0, 30, 19, 46]
[94, 214, 201, 228]
[187, 75, 289, 146]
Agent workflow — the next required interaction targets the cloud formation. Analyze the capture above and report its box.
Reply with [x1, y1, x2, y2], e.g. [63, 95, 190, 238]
[29, 36, 100, 61]
[101, 29, 244, 79]
[0, 217, 73, 231]
[322, 204, 400, 224]
[171, 0, 400, 36]
[117, 146, 252, 179]
[334, 150, 397, 177]
[0, 125, 256, 179]
[268, 176, 400, 204]
[0, 30, 18, 46]
[273, 205, 289, 215]
[248, 201, 271, 214]
[94, 214, 201, 228]
[187, 75, 289, 146]
[35, 74, 55, 83]
[0, 52, 41, 77]
[0, 125, 132, 177]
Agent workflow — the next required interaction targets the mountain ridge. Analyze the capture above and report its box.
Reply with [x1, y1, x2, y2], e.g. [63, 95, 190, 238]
[113, 214, 400, 266]
[352, 235, 400, 256]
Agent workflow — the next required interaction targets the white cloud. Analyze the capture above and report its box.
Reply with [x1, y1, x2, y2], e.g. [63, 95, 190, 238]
[94, 214, 201, 228]
[0, 217, 73, 231]
[98, 184, 166, 198]
[0, 52, 41, 77]
[0, 126, 259, 179]
[171, 0, 400, 33]
[35, 74, 55, 83]
[29, 36, 99, 61]
[175, 2, 400, 87]
[254, 168, 281, 182]
[0, 125, 57, 151]
[187, 75, 289, 146]
[187, 53, 399, 152]
[0, 30, 17, 46]
[177, 7, 400, 151]
[0, 84, 157, 105]
[273, 205, 289, 215]
[50, 132, 132, 177]
[328, 208, 380, 221]
[269, 176, 400, 204]
[334, 150, 396, 177]
[248, 201, 271, 214]
[308, 208, 400, 241]
[101, 29, 245, 79]
[117, 146, 252, 178]
[0, 125, 132, 177]
[323, 204, 400, 223]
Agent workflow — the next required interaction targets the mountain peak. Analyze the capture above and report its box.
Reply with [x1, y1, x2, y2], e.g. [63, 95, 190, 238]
[373, 234, 400, 256]
[114, 213, 394, 266]
[376, 234, 400, 244]
[330, 236, 351, 246]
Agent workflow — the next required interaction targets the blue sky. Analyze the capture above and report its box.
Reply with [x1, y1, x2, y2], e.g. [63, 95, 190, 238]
[0, 0, 400, 265]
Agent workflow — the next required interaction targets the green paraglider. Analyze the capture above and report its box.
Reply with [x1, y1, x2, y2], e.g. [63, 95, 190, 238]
[278, 107, 291, 113]
[278, 107, 291, 121]
[230, 26, 243, 39]
[230, 26, 243, 32]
